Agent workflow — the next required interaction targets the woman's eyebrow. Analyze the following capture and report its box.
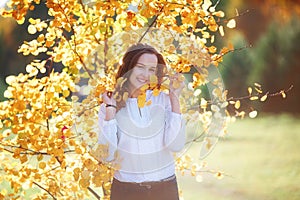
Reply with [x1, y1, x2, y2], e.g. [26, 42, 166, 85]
[136, 63, 157, 67]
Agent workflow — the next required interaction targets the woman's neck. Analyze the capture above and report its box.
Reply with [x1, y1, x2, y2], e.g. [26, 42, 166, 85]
[129, 89, 141, 98]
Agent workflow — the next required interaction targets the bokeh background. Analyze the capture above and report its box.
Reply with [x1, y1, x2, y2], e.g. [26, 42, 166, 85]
[0, 0, 299, 199]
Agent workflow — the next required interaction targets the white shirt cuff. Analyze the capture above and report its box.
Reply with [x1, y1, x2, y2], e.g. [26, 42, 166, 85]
[103, 119, 117, 126]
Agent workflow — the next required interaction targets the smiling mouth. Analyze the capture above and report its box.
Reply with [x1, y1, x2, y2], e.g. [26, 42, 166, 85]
[137, 78, 148, 84]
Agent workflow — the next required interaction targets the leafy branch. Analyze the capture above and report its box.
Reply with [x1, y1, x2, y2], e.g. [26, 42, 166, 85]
[227, 84, 293, 101]
[56, 0, 94, 79]
[138, 6, 165, 43]
[1, 143, 74, 156]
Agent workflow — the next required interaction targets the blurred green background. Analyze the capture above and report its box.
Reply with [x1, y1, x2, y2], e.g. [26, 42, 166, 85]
[0, 0, 300, 200]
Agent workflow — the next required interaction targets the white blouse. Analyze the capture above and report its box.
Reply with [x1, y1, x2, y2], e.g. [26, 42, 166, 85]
[98, 90, 185, 183]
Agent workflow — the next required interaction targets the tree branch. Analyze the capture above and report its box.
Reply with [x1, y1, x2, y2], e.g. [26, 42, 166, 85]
[0, 143, 74, 156]
[33, 181, 57, 200]
[227, 85, 293, 101]
[56, 0, 94, 79]
[87, 186, 101, 200]
[220, 9, 252, 23]
[138, 6, 165, 43]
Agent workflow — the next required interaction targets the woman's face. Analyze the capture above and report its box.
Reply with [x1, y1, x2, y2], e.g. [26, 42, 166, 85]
[128, 53, 158, 95]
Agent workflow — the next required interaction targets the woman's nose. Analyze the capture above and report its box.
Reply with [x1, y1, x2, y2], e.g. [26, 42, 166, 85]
[141, 69, 150, 78]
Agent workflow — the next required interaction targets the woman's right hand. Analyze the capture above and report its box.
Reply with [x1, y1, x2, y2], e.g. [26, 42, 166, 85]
[102, 91, 116, 106]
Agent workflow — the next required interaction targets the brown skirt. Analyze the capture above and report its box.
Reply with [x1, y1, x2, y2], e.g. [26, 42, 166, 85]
[110, 175, 180, 200]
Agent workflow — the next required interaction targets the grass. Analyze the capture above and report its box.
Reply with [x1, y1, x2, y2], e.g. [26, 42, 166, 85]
[177, 114, 300, 200]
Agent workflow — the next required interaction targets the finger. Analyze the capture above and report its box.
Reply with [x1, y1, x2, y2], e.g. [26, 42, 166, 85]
[107, 91, 112, 98]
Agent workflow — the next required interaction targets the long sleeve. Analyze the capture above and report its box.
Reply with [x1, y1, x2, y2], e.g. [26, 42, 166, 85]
[98, 103, 118, 161]
[164, 94, 186, 152]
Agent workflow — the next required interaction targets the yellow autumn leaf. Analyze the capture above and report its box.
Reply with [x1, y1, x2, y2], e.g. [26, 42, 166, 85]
[62, 90, 70, 97]
[219, 25, 224, 36]
[200, 98, 207, 109]
[150, 74, 158, 83]
[29, 18, 36, 24]
[249, 110, 258, 118]
[220, 47, 229, 55]
[20, 155, 28, 163]
[248, 87, 252, 95]
[281, 90, 286, 98]
[38, 161, 46, 169]
[150, 74, 158, 88]
[226, 19, 236, 29]
[250, 96, 258, 100]
[137, 93, 146, 108]
[193, 89, 201, 96]
[205, 137, 212, 150]
[255, 87, 263, 93]
[37, 34, 45, 43]
[73, 168, 80, 181]
[140, 84, 149, 91]
[75, 147, 82, 154]
[196, 175, 203, 182]
[202, 0, 212, 11]
[79, 178, 90, 188]
[254, 82, 261, 87]
[145, 100, 152, 106]
[178, 74, 185, 82]
[260, 93, 268, 102]
[215, 171, 224, 179]
[208, 46, 217, 53]
[211, 105, 219, 112]
[106, 17, 114, 25]
[228, 42, 234, 51]
[37, 154, 43, 161]
[17, 17, 25, 25]
[115, 93, 122, 102]
[213, 11, 225, 18]
[172, 80, 180, 89]
[28, 24, 37, 34]
[123, 91, 129, 101]
[234, 100, 240, 109]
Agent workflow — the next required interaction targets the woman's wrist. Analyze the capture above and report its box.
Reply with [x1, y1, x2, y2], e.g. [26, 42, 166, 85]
[105, 104, 116, 120]
[105, 104, 117, 109]
[169, 93, 181, 114]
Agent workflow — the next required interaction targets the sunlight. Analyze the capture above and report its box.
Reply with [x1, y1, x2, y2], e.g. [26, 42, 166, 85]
[0, 0, 8, 8]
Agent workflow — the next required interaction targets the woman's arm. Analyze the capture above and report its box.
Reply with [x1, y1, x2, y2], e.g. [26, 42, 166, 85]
[98, 93, 118, 161]
[169, 73, 185, 114]
[169, 92, 181, 114]
[163, 92, 186, 152]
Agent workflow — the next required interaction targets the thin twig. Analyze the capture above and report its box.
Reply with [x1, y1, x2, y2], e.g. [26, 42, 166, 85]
[56, 0, 94, 79]
[33, 181, 57, 200]
[186, 85, 293, 112]
[227, 85, 293, 101]
[185, 131, 205, 145]
[138, 6, 165, 43]
[88, 186, 101, 200]
[0, 143, 74, 156]
[220, 9, 252, 23]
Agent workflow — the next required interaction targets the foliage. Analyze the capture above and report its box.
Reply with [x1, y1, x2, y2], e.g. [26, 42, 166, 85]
[0, 0, 289, 199]
[248, 19, 300, 86]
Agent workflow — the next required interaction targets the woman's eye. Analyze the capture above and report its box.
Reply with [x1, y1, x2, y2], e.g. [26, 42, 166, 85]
[150, 68, 156, 72]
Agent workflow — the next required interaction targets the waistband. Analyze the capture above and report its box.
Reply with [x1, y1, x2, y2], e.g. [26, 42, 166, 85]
[113, 174, 176, 189]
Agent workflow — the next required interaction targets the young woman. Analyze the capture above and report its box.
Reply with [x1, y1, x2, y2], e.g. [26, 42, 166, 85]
[98, 43, 185, 200]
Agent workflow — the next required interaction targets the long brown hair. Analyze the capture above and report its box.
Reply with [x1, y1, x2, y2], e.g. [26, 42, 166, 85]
[114, 43, 166, 109]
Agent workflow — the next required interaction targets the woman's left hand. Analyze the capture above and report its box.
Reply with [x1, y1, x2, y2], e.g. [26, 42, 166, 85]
[169, 73, 185, 98]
